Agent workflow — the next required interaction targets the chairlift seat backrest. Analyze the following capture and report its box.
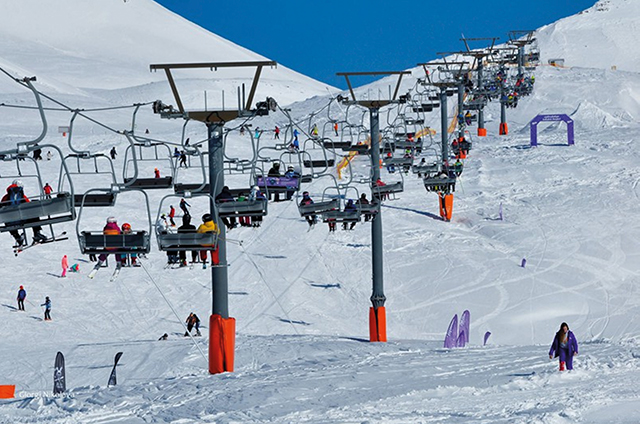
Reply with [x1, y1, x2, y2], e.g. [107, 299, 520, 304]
[124, 176, 173, 189]
[423, 176, 456, 193]
[156, 232, 217, 252]
[298, 199, 339, 217]
[80, 231, 150, 254]
[303, 159, 335, 168]
[372, 181, 404, 196]
[323, 141, 351, 150]
[74, 193, 116, 208]
[174, 183, 209, 194]
[217, 199, 268, 217]
[0, 193, 75, 232]
[384, 157, 413, 167]
[349, 145, 369, 153]
[322, 209, 361, 223]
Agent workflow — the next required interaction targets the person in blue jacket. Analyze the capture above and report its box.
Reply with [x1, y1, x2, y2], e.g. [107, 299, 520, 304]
[17, 285, 26, 311]
[549, 322, 578, 371]
[41, 296, 51, 321]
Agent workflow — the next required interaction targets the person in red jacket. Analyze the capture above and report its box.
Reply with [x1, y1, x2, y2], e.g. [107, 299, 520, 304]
[1, 180, 47, 245]
[168, 205, 176, 227]
[43, 183, 53, 199]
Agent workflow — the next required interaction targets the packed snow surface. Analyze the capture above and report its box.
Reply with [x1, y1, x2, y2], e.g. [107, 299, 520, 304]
[1, 0, 640, 422]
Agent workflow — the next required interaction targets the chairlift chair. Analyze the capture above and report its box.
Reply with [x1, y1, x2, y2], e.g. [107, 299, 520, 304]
[122, 141, 175, 189]
[155, 193, 218, 252]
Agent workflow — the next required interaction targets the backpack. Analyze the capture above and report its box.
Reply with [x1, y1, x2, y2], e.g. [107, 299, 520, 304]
[8, 186, 24, 206]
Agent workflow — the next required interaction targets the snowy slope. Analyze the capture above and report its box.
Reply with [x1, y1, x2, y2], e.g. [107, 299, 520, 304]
[0, 0, 333, 105]
[2, 0, 640, 422]
[537, 0, 640, 71]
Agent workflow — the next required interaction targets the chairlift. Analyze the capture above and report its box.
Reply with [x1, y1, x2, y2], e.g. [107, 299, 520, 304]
[122, 140, 175, 189]
[60, 154, 118, 207]
[76, 188, 151, 255]
[155, 193, 217, 252]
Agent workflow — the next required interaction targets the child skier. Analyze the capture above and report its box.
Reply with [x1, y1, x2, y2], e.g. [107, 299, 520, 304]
[41, 296, 51, 321]
[17, 285, 26, 311]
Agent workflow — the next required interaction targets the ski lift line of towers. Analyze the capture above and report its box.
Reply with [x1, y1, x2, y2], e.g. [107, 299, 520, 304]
[0, 31, 539, 375]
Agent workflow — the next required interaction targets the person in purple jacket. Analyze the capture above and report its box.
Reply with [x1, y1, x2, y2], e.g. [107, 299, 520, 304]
[549, 322, 578, 371]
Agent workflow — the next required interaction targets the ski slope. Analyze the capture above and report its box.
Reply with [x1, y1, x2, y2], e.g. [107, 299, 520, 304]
[2, 0, 640, 422]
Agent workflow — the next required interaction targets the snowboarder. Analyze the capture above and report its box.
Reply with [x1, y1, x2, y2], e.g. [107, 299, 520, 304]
[177, 214, 198, 267]
[110, 147, 117, 160]
[41, 296, 51, 321]
[179, 198, 190, 216]
[184, 312, 201, 336]
[549, 322, 578, 371]
[17, 285, 26, 311]
[61, 255, 68, 278]
[197, 213, 220, 268]
[2, 180, 48, 245]
[299, 191, 316, 228]
[43, 183, 53, 199]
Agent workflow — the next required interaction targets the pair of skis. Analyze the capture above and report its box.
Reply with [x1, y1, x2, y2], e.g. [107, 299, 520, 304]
[13, 232, 68, 256]
[88, 262, 122, 282]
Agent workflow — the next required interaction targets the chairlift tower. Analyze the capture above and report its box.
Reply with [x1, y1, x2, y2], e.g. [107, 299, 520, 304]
[150, 60, 277, 374]
[490, 48, 518, 135]
[460, 37, 499, 136]
[337, 70, 411, 342]
[508, 31, 536, 78]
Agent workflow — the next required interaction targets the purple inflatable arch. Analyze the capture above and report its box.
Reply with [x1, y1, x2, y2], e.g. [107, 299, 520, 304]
[530, 114, 574, 147]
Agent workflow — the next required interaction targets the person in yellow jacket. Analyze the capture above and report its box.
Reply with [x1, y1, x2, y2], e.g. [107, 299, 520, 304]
[197, 213, 220, 267]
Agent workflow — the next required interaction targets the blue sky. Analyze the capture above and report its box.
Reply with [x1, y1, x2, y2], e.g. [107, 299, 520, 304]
[155, 0, 596, 88]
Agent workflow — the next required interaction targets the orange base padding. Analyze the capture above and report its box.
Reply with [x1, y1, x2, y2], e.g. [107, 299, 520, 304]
[0, 385, 15, 399]
[209, 314, 236, 374]
[477, 128, 487, 137]
[369, 306, 387, 342]
[438, 194, 454, 221]
[499, 123, 509, 135]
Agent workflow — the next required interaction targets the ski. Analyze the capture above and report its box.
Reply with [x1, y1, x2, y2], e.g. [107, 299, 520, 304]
[109, 263, 122, 282]
[13, 232, 68, 256]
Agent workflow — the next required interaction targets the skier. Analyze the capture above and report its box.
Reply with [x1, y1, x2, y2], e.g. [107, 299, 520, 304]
[177, 214, 198, 267]
[254, 127, 261, 140]
[333, 122, 339, 136]
[173, 147, 180, 158]
[179, 198, 191, 216]
[184, 312, 201, 336]
[2, 180, 48, 245]
[356, 193, 372, 222]
[110, 147, 117, 160]
[168, 205, 176, 227]
[61, 255, 68, 278]
[284, 166, 299, 200]
[158, 333, 169, 341]
[121, 223, 139, 267]
[16, 285, 26, 311]
[236, 193, 251, 227]
[197, 213, 220, 268]
[267, 162, 281, 201]
[549, 322, 579, 371]
[41, 296, 51, 321]
[343, 199, 357, 230]
[274, 125, 280, 139]
[178, 151, 188, 168]
[375, 178, 388, 201]
[249, 186, 265, 228]
[96, 217, 122, 267]
[299, 191, 316, 228]
[43, 183, 53, 199]
[311, 124, 319, 138]
[157, 214, 178, 265]
[215, 186, 237, 230]
[46, 151, 53, 161]
[33, 148, 43, 161]
[154, 168, 160, 178]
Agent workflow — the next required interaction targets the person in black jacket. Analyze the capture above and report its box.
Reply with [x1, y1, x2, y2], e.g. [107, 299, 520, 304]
[215, 186, 236, 230]
[267, 163, 281, 201]
[178, 215, 198, 266]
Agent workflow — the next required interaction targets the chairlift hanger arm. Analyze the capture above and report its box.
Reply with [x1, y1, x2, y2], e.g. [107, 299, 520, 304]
[336, 71, 412, 103]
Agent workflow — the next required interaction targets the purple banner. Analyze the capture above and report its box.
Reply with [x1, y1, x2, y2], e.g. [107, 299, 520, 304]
[256, 176, 299, 190]
[483, 331, 492, 346]
[444, 314, 458, 348]
[459, 310, 470, 346]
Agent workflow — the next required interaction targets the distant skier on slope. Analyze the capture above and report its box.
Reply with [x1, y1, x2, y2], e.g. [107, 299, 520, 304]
[184, 312, 201, 336]
[41, 296, 51, 321]
[16, 285, 26, 311]
[549, 322, 578, 371]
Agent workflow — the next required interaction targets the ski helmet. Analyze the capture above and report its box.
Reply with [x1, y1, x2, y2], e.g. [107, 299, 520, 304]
[202, 213, 212, 222]
[107, 216, 117, 223]
[12, 179, 23, 187]
[122, 223, 132, 231]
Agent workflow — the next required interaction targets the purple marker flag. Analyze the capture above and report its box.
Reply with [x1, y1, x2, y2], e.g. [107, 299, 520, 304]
[499, 203, 503, 221]
[483, 331, 492, 346]
[457, 330, 466, 348]
[444, 314, 458, 349]
[459, 310, 470, 346]
[521, 258, 527, 268]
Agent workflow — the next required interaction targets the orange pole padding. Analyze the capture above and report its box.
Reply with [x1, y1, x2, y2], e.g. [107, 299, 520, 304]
[499, 123, 509, 135]
[438, 194, 454, 222]
[477, 128, 487, 137]
[209, 314, 236, 374]
[0, 385, 15, 399]
[369, 306, 387, 342]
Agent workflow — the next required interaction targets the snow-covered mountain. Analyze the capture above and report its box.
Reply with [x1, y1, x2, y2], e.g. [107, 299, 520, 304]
[0, 0, 333, 105]
[2, 0, 640, 422]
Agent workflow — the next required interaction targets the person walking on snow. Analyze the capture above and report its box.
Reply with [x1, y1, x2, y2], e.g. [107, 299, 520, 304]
[184, 312, 201, 336]
[549, 322, 578, 371]
[61, 255, 69, 278]
[110, 147, 117, 160]
[17, 285, 26, 311]
[168, 205, 176, 227]
[41, 296, 51, 321]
